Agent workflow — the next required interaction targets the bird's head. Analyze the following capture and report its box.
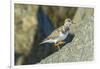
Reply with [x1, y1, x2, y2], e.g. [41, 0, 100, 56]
[64, 18, 75, 27]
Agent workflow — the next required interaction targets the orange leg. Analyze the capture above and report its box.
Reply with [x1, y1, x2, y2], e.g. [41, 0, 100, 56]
[58, 40, 65, 45]
[53, 40, 65, 49]
[54, 43, 59, 47]
[53, 43, 60, 50]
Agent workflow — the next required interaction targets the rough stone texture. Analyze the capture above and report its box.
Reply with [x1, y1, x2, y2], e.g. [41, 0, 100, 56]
[14, 4, 38, 65]
[40, 8, 94, 64]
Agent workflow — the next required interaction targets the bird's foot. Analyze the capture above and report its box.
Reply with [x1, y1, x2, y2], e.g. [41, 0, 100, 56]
[54, 43, 60, 47]
[53, 44, 60, 50]
[53, 41, 65, 48]
[58, 40, 65, 45]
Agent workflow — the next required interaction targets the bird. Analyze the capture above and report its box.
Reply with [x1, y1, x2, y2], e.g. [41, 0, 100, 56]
[40, 18, 75, 49]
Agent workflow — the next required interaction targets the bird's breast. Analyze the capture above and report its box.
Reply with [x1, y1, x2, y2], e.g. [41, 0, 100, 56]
[57, 32, 68, 41]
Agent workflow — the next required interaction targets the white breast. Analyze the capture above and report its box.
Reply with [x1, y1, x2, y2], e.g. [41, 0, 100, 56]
[56, 31, 68, 42]
[42, 32, 69, 44]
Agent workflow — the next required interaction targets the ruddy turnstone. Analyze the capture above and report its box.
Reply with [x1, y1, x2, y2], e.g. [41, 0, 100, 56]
[40, 18, 75, 49]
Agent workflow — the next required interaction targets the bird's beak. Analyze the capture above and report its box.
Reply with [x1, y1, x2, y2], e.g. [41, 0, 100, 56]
[72, 21, 76, 24]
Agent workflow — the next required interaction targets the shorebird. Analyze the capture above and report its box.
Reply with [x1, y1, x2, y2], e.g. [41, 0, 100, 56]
[40, 18, 75, 49]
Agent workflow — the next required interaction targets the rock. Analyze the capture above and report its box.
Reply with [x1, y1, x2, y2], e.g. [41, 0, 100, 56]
[14, 4, 38, 65]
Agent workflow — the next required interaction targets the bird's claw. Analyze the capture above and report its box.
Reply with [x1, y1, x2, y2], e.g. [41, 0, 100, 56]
[58, 40, 65, 45]
[54, 44, 59, 47]
[52, 41, 65, 49]
[53, 44, 60, 50]
[53, 40, 65, 47]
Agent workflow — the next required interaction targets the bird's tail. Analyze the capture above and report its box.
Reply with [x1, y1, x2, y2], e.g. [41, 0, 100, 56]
[39, 41, 48, 45]
[39, 40, 53, 45]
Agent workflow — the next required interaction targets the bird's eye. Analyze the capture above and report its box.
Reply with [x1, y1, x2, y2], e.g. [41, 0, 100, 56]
[68, 20, 71, 22]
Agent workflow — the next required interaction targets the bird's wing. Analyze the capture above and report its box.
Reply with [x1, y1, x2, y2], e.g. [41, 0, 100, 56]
[44, 26, 63, 41]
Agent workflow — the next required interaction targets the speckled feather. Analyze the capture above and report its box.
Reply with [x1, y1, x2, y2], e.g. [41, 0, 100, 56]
[40, 18, 72, 44]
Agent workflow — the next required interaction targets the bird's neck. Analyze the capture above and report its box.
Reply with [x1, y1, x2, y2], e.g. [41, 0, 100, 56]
[62, 26, 70, 34]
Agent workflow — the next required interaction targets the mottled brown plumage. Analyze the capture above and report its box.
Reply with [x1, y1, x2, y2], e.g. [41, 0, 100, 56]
[40, 18, 73, 44]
